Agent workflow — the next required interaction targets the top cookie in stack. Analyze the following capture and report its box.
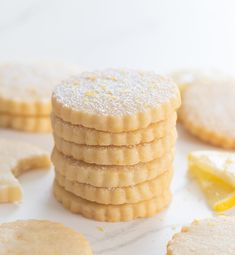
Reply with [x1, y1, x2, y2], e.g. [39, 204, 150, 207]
[51, 69, 181, 222]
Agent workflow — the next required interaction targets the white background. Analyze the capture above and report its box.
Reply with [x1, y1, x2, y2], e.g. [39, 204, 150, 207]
[0, 1, 235, 255]
[0, 0, 235, 72]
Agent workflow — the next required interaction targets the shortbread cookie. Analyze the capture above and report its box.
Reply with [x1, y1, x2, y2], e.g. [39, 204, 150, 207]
[55, 169, 172, 204]
[53, 129, 176, 165]
[0, 220, 92, 255]
[170, 69, 209, 93]
[51, 112, 176, 146]
[179, 79, 235, 148]
[52, 148, 174, 187]
[53, 181, 171, 222]
[0, 139, 50, 203]
[0, 113, 51, 132]
[0, 62, 78, 116]
[167, 216, 235, 255]
[170, 69, 200, 92]
[52, 69, 180, 132]
[170, 69, 225, 93]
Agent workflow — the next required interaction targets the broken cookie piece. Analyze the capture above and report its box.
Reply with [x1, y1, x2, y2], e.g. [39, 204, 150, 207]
[0, 139, 50, 203]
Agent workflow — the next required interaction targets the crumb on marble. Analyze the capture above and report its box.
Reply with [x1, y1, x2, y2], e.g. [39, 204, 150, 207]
[97, 226, 104, 232]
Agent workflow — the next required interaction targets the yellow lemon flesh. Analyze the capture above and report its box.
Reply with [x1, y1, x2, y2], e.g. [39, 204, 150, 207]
[188, 151, 235, 212]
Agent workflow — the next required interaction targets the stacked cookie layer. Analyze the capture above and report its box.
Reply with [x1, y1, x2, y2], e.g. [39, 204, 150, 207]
[51, 69, 181, 222]
[0, 62, 77, 132]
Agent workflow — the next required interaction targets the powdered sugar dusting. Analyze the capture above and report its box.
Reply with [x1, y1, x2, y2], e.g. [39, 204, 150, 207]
[53, 69, 178, 116]
[168, 217, 235, 255]
[0, 62, 78, 102]
[182, 79, 235, 137]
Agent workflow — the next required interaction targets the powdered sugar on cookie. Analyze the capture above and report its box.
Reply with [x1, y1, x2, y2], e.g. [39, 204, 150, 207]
[181, 79, 235, 138]
[53, 69, 179, 116]
[0, 62, 77, 102]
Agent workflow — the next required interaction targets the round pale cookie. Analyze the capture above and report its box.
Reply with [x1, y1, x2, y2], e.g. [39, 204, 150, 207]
[53, 129, 177, 165]
[55, 169, 172, 205]
[170, 69, 202, 93]
[51, 148, 174, 188]
[0, 220, 92, 255]
[167, 216, 235, 255]
[51, 112, 176, 146]
[179, 79, 235, 148]
[170, 69, 209, 93]
[52, 69, 180, 132]
[0, 62, 78, 116]
[53, 181, 171, 222]
[170, 69, 226, 93]
[0, 113, 51, 132]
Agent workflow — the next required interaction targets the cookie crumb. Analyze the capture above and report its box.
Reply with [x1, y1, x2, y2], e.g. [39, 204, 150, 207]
[97, 226, 104, 232]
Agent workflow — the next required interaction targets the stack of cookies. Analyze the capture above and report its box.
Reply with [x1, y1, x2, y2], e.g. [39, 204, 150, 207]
[0, 62, 77, 132]
[51, 69, 181, 222]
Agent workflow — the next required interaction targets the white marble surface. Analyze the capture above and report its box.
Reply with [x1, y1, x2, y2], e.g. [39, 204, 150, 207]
[0, 1, 235, 254]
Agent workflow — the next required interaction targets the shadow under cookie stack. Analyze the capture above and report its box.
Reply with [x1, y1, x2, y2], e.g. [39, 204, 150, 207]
[51, 69, 181, 222]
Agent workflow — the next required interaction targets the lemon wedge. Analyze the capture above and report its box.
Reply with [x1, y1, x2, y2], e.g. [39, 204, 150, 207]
[188, 151, 235, 212]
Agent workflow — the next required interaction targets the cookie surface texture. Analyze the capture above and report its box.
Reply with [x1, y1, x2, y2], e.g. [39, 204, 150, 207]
[179, 79, 235, 148]
[167, 216, 235, 255]
[0, 62, 77, 116]
[0, 220, 92, 255]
